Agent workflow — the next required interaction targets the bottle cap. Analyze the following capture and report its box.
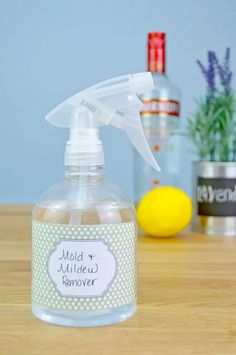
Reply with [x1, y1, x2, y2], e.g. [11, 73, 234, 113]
[148, 32, 166, 73]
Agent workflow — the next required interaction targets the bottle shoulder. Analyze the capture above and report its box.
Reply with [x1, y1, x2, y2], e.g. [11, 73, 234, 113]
[142, 73, 181, 100]
[33, 179, 135, 225]
[34, 178, 133, 210]
[140, 73, 181, 129]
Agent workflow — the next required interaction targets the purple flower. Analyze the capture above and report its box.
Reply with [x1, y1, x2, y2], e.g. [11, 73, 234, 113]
[197, 48, 233, 96]
[197, 51, 217, 93]
[216, 47, 232, 95]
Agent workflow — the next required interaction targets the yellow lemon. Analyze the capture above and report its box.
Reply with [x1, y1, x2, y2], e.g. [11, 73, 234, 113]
[137, 186, 192, 237]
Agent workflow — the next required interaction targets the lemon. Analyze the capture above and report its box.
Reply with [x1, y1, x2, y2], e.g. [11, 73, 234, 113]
[137, 186, 192, 237]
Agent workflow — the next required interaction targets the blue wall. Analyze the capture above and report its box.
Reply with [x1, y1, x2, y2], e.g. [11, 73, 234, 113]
[1, 0, 236, 203]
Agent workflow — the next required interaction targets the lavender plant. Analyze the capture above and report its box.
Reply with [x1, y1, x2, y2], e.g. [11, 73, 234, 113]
[186, 48, 236, 161]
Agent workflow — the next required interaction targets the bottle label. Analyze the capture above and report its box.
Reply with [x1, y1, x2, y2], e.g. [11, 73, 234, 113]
[32, 220, 136, 311]
[197, 177, 236, 216]
[140, 98, 180, 117]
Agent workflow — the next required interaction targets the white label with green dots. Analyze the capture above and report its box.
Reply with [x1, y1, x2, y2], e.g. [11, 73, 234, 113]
[32, 220, 136, 312]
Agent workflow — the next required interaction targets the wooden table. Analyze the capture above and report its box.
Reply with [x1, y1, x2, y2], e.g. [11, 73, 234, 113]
[1, 206, 236, 355]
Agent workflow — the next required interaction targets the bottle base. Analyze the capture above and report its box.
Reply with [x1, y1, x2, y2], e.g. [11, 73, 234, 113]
[32, 303, 136, 327]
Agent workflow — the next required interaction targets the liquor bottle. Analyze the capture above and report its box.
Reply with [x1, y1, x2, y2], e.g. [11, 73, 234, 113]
[134, 32, 181, 205]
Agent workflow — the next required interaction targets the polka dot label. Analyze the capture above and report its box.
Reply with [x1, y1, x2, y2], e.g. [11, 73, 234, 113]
[32, 220, 136, 312]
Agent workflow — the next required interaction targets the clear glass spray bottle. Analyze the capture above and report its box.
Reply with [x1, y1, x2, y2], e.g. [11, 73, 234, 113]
[32, 73, 160, 327]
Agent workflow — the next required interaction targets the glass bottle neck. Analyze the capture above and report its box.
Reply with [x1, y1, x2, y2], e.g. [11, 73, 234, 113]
[65, 166, 105, 183]
[148, 50, 166, 73]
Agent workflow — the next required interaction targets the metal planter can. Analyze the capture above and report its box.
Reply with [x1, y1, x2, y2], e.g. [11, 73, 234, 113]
[192, 161, 236, 236]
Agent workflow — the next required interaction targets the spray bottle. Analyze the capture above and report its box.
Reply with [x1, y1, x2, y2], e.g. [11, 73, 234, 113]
[32, 72, 160, 327]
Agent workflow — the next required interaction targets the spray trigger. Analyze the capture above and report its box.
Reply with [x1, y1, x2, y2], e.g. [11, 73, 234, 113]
[46, 72, 160, 172]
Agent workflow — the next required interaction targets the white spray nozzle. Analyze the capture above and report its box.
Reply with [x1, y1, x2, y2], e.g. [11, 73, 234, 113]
[46, 72, 160, 171]
[131, 72, 154, 94]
